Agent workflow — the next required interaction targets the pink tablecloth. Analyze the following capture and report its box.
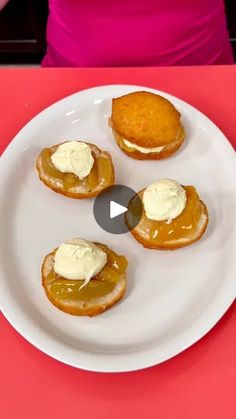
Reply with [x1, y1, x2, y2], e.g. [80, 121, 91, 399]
[0, 66, 235, 419]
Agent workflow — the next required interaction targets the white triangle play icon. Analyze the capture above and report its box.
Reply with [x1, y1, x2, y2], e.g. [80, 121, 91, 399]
[110, 200, 127, 219]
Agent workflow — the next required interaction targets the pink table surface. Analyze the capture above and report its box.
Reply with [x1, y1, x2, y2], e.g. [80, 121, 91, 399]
[0, 66, 235, 419]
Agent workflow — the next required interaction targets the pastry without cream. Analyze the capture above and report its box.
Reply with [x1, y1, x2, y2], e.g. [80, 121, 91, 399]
[42, 239, 128, 316]
[126, 179, 208, 250]
[36, 141, 114, 198]
[110, 91, 185, 160]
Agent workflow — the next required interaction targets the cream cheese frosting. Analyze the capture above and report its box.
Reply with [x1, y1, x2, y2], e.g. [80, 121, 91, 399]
[54, 238, 107, 288]
[123, 139, 164, 153]
[143, 179, 187, 221]
[51, 141, 94, 180]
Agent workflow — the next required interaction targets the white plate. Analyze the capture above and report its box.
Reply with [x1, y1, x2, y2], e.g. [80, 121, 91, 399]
[0, 85, 235, 373]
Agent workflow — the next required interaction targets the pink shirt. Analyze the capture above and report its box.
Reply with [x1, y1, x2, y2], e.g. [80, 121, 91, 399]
[42, 0, 233, 67]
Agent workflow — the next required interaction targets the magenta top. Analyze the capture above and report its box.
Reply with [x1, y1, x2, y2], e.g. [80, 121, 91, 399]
[42, 0, 233, 66]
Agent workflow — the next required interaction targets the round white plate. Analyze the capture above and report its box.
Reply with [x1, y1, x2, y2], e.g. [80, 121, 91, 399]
[0, 85, 235, 373]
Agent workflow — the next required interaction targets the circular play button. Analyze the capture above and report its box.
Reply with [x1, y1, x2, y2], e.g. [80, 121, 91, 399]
[93, 184, 143, 234]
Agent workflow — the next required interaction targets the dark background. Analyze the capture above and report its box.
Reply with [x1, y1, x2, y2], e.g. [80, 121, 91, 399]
[0, 0, 235, 65]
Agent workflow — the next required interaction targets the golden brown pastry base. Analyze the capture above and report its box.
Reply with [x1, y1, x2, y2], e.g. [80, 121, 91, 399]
[111, 91, 181, 147]
[130, 201, 208, 250]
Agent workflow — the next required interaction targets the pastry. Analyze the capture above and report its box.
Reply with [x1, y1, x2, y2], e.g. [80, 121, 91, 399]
[126, 179, 208, 249]
[110, 91, 185, 160]
[42, 238, 128, 316]
[36, 141, 114, 198]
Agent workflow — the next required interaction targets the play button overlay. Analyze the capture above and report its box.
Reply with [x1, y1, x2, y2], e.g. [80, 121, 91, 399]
[93, 184, 143, 234]
[110, 201, 127, 219]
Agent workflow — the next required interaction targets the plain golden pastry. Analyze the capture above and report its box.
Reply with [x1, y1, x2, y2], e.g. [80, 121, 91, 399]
[126, 179, 208, 250]
[42, 239, 128, 316]
[36, 140, 114, 198]
[110, 91, 185, 160]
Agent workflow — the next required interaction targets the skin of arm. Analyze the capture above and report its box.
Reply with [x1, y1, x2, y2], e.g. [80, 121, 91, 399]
[0, 0, 9, 11]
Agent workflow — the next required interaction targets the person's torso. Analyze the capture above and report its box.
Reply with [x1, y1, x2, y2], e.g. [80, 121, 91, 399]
[44, 0, 232, 66]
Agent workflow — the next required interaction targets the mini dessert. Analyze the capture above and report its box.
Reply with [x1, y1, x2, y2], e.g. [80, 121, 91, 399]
[36, 141, 114, 198]
[110, 91, 185, 160]
[42, 239, 128, 316]
[126, 179, 208, 249]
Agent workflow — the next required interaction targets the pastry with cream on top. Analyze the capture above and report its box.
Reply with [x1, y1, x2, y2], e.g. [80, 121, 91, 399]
[36, 141, 114, 198]
[42, 238, 128, 316]
[126, 179, 208, 249]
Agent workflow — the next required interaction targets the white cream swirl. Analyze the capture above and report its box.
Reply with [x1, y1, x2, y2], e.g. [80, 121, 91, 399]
[54, 239, 107, 288]
[51, 141, 94, 180]
[143, 179, 187, 221]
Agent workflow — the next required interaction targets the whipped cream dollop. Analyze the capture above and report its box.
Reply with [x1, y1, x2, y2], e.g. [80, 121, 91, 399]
[143, 179, 187, 221]
[123, 139, 164, 154]
[51, 141, 94, 180]
[54, 238, 107, 288]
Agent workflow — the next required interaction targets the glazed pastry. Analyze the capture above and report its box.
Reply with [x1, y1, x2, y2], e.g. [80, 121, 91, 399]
[110, 91, 185, 160]
[36, 141, 114, 198]
[42, 239, 128, 316]
[126, 179, 208, 249]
